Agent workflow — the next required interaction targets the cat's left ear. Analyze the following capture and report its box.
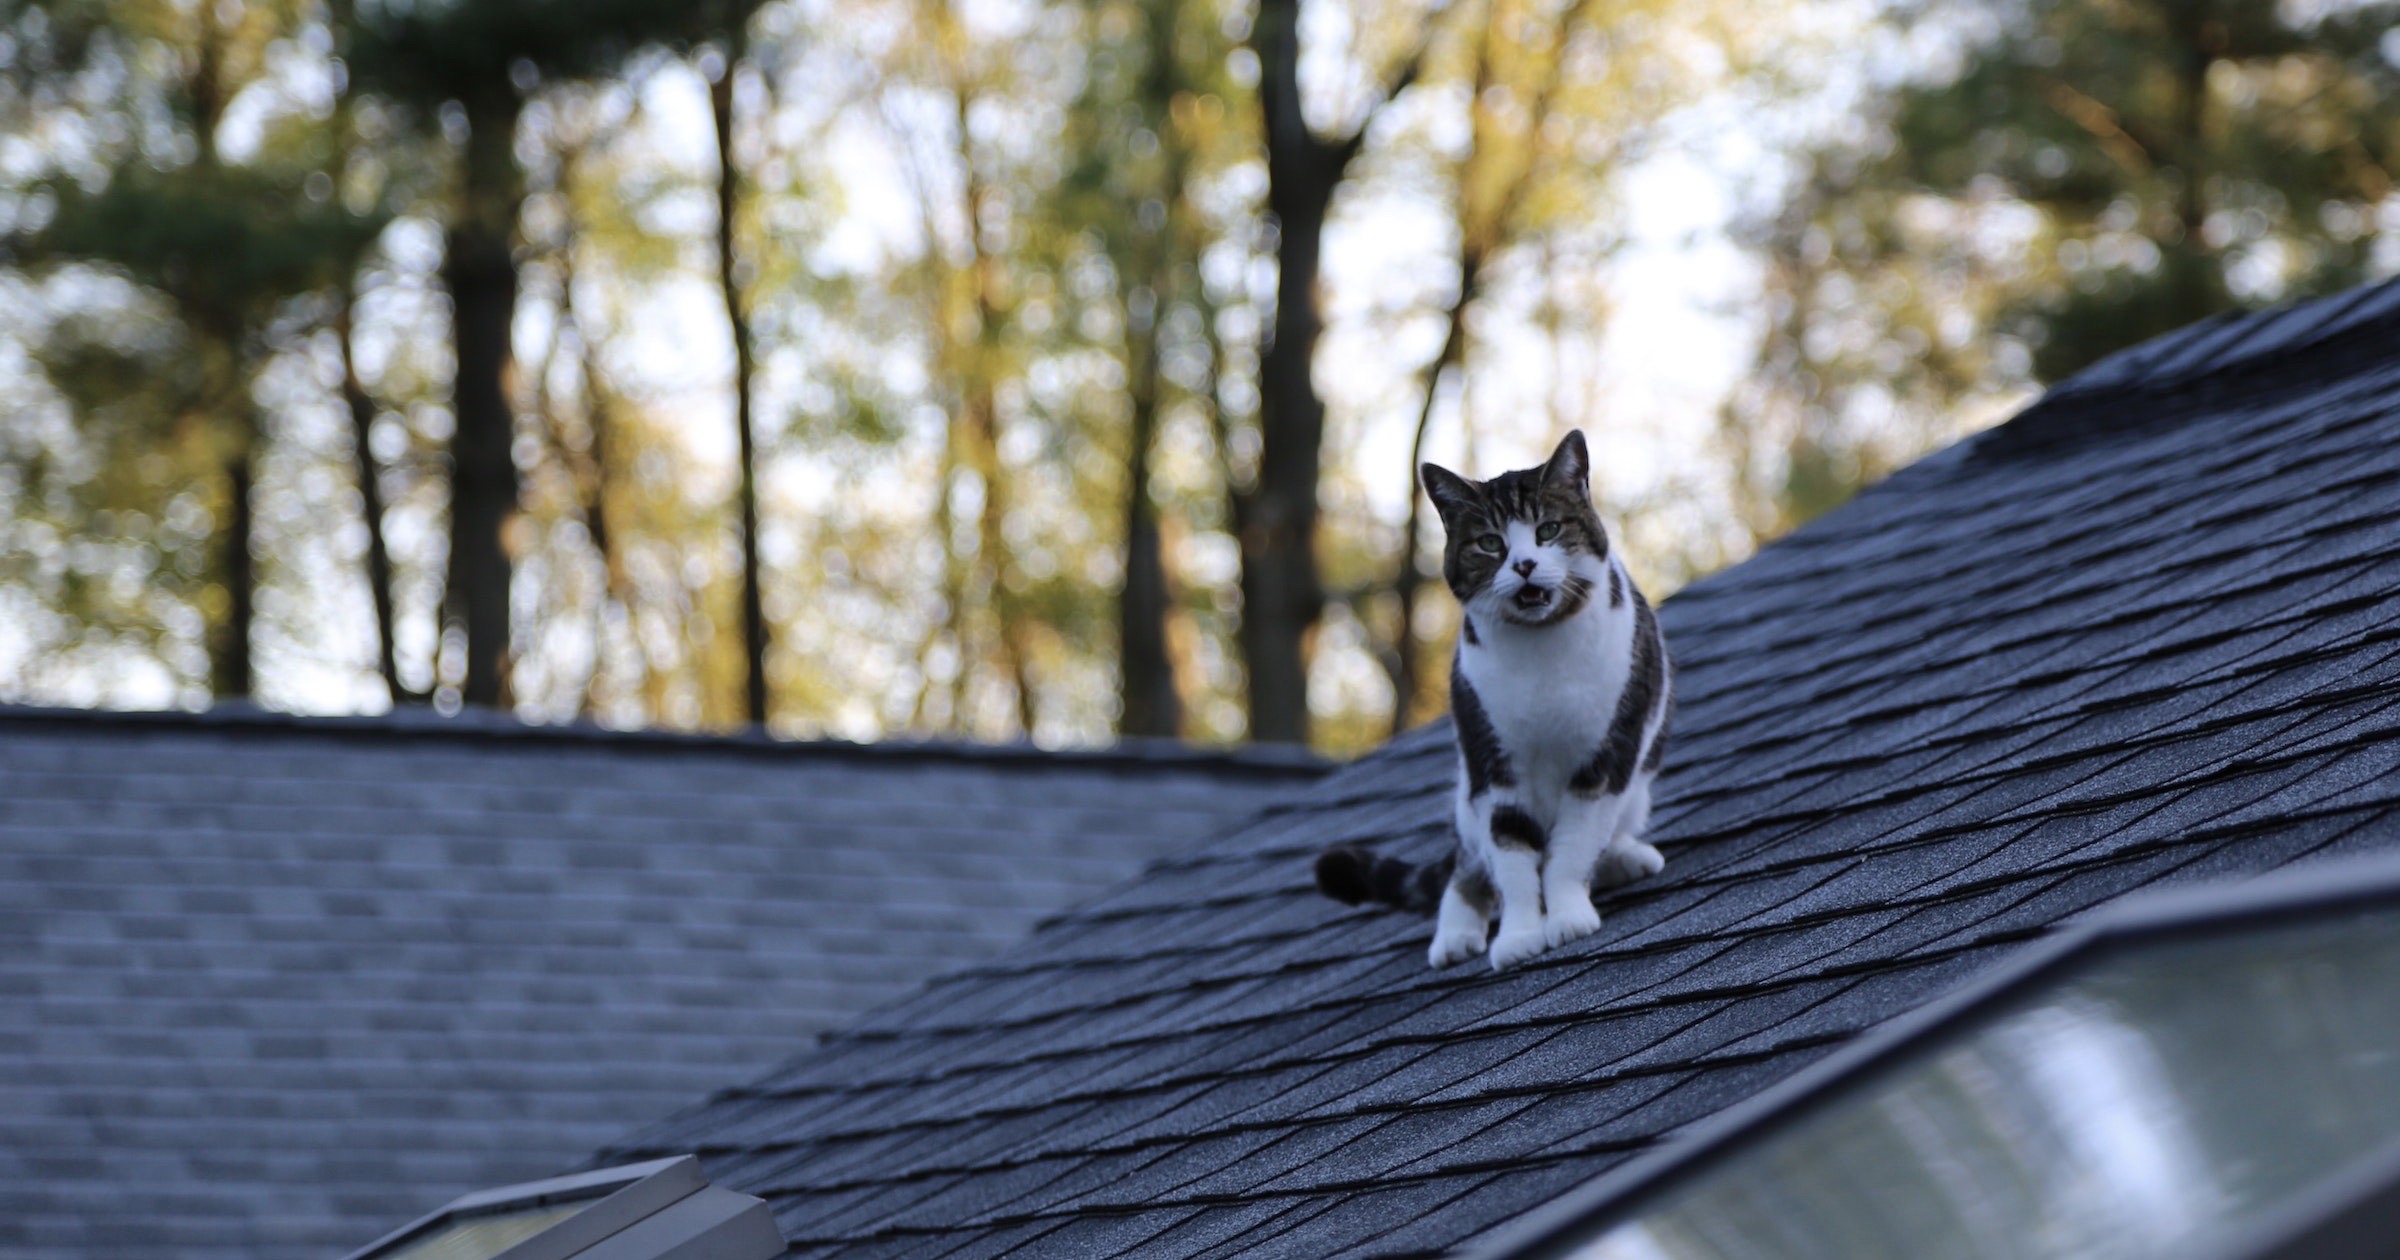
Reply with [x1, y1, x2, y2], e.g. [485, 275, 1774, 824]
[1422, 463, 1480, 526]
[1543, 430, 1591, 497]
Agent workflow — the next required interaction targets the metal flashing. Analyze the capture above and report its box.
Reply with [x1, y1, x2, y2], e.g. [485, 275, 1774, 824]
[0, 701, 1333, 778]
[340, 1156, 780, 1260]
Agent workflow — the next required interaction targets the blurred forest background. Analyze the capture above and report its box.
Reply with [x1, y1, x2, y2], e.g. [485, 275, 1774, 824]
[2, 0, 2397, 753]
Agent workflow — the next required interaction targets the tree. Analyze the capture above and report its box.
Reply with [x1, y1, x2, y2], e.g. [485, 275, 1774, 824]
[1052, 0, 1216, 739]
[1730, 0, 2400, 538]
[18, 1, 384, 701]
[1239, 0, 1430, 744]
[1105, 0, 1192, 740]
[704, 24, 773, 728]
[327, 0, 415, 707]
[1387, 0, 1612, 733]
[347, 0, 761, 709]
[3, 0, 1804, 752]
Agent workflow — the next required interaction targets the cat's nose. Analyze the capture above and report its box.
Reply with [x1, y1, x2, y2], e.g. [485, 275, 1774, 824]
[1513, 559, 1536, 577]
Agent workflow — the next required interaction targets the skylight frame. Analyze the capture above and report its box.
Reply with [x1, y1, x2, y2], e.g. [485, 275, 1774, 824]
[341, 1155, 782, 1260]
[1469, 852, 2400, 1260]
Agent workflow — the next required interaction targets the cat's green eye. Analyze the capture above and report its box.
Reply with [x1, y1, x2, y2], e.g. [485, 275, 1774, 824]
[1535, 522, 1563, 543]
[1475, 534, 1504, 554]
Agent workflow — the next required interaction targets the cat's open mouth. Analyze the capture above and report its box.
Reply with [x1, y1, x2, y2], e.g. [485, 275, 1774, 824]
[1511, 584, 1553, 613]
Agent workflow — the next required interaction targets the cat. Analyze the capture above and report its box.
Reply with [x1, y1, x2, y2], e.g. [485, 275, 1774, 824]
[1316, 430, 1672, 970]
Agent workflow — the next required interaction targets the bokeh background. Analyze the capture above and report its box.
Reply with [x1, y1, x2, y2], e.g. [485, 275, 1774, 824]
[3, 0, 2396, 754]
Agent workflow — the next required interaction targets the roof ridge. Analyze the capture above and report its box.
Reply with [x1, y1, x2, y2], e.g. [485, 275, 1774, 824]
[2057, 277, 2400, 397]
[0, 701, 1331, 779]
[1972, 277, 2400, 459]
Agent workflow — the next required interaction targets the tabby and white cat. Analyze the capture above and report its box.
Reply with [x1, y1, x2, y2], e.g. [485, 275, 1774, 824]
[1316, 431, 1672, 970]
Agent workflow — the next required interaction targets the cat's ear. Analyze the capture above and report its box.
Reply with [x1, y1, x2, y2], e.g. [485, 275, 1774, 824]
[1543, 430, 1591, 497]
[1422, 463, 1479, 525]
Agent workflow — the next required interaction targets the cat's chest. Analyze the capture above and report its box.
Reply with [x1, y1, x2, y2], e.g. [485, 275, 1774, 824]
[1460, 610, 1628, 767]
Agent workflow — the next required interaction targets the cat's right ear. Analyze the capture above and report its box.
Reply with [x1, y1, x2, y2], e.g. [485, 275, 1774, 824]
[1543, 430, 1591, 495]
[1422, 463, 1478, 526]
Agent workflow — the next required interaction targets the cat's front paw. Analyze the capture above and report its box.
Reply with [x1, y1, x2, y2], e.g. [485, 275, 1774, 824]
[1428, 925, 1487, 968]
[1593, 841, 1666, 890]
[1543, 894, 1602, 948]
[1488, 925, 1547, 971]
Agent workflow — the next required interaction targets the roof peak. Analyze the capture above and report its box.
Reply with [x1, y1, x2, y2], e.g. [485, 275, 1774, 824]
[2055, 277, 2400, 400]
[1974, 276, 2400, 460]
[0, 700, 1331, 778]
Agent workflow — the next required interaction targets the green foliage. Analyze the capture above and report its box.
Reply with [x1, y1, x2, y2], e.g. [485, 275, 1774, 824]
[6, 289, 227, 703]
[1887, 0, 2397, 376]
[1730, 0, 2400, 541]
[33, 289, 195, 402]
[26, 164, 387, 340]
[347, 0, 763, 106]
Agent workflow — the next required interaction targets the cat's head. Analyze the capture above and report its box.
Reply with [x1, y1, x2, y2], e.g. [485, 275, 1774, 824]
[1422, 431, 1609, 628]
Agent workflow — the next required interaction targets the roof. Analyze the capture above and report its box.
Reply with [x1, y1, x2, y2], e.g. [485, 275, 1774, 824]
[596, 277, 2400, 1258]
[0, 705, 1322, 1260]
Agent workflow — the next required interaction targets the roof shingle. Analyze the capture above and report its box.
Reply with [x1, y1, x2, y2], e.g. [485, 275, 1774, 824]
[599, 280, 2400, 1257]
[0, 708, 1318, 1260]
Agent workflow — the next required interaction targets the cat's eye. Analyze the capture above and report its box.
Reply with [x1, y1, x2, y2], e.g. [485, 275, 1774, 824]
[1535, 522, 1563, 544]
[1475, 534, 1504, 554]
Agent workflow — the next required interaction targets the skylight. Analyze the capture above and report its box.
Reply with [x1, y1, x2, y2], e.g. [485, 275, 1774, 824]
[374, 1200, 595, 1260]
[1478, 857, 2400, 1260]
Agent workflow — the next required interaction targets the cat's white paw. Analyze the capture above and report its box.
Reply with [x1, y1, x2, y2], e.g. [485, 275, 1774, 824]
[1543, 894, 1602, 948]
[1488, 925, 1547, 971]
[1428, 925, 1487, 968]
[1593, 841, 1666, 889]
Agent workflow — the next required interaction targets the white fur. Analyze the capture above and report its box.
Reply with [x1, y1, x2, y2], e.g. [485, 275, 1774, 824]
[1436, 532, 1669, 971]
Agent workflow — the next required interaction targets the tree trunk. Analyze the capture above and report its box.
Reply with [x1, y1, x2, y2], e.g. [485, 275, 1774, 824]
[1114, 0, 1188, 740]
[710, 37, 770, 729]
[192, 0, 254, 703]
[2172, 13, 2216, 318]
[951, 84, 1037, 738]
[209, 448, 255, 699]
[573, 315, 639, 714]
[338, 285, 408, 705]
[443, 93, 525, 710]
[926, 425, 970, 730]
[1241, 0, 1341, 745]
[963, 381, 1036, 737]
[1387, 2, 1583, 734]
[542, 139, 644, 716]
[1118, 319, 1179, 737]
[1390, 258, 1475, 735]
[325, 3, 410, 709]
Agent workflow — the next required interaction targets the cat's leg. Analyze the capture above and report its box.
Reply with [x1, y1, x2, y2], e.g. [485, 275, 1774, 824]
[1427, 861, 1497, 968]
[1482, 799, 1549, 970]
[1435, 786, 1504, 968]
[1594, 774, 1664, 889]
[1542, 791, 1619, 948]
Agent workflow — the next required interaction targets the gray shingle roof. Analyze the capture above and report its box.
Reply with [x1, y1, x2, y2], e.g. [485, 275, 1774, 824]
[0, 706, 1322, 1259]
[596, 278, 2400, 1257]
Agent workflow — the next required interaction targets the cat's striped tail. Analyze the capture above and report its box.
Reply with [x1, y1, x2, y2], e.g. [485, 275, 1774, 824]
[1313, 846, 1454, 915]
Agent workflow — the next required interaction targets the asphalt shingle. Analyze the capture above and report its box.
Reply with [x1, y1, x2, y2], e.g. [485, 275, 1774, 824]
[598, 280, 2400, 1256]
[0, 709, 1319, 1260]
